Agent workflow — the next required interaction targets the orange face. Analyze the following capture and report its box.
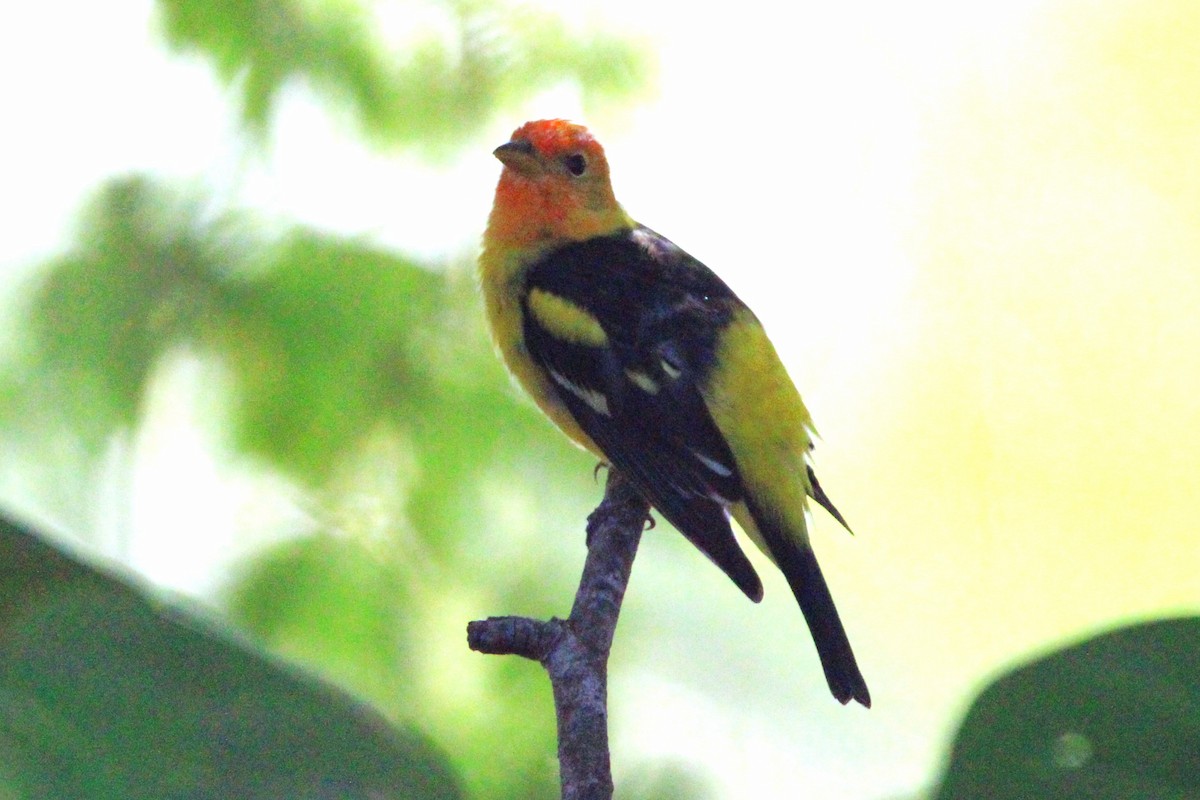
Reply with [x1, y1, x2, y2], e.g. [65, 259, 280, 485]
[506, 119, 605, 168]
[487, 120, 624, 248]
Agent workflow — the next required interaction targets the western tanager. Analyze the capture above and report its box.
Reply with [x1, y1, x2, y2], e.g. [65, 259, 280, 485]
[479, 119, 869, 707]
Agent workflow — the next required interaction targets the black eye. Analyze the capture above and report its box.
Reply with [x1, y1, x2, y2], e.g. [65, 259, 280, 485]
[564, 153, 587, 176]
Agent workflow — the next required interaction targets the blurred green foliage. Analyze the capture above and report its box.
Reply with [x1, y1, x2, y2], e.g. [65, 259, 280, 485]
[3, 170, 592, 797]
[0, 0, 659, 797]
[933, 616, 1200, 799]
[158, 0, 651, 152]
[224, 529, 568, 800]
[10, 179, 225, 444]
[0, 514, 462, 800]
[619, 761, 720, 800]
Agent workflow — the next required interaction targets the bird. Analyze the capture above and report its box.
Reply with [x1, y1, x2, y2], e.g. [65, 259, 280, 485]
[479, 119, 869, 707]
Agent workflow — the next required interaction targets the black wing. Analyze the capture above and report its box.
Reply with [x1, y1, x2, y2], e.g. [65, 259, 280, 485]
[522, 227, 764, 601]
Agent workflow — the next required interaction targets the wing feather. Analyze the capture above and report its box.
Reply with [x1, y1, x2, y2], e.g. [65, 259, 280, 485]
[522, 227, 764, 601]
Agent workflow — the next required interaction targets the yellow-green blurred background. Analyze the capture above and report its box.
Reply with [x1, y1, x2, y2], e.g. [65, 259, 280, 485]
[1, 0, 1197, 798]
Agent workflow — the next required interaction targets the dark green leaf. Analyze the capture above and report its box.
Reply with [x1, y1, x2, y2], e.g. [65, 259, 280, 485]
[934, 617, 1200, 800]
[0, 513, 462, 800]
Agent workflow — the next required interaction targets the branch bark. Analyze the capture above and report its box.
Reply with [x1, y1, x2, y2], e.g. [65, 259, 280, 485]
[467, 470, 650, 800]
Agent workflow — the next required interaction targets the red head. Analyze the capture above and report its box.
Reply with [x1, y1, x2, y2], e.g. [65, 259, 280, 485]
[486, 120, 629, 248]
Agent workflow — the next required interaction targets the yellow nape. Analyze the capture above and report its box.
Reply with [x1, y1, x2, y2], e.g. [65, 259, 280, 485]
[527, 288, 609, 347]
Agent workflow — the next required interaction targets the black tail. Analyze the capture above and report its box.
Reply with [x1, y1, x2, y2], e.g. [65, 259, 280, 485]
[752, 506, 870, 707]
[791, 545, 871, 706]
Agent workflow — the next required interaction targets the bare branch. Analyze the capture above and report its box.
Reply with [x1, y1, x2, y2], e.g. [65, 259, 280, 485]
[467, 470, 650, 800]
